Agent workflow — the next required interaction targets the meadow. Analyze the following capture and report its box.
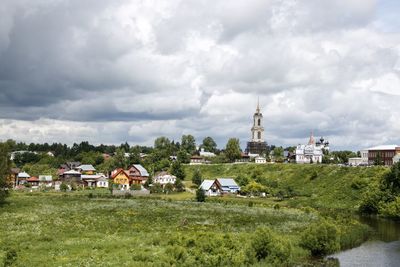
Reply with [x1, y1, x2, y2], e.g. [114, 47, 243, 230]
[0, 164, 389, 266]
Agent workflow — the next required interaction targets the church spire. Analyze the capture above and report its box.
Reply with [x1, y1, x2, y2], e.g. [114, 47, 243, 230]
[256, 97, 260, 113]
[308, 130, 315, 145]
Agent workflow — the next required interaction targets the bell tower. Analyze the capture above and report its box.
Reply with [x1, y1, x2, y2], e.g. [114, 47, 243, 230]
[245, 99, 269, 156]
[251, 100, 264, 142]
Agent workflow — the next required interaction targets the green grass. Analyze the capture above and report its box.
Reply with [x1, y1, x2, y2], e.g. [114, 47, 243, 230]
[0, 191, 319, 266]
[0, 164, 386, 266]
[185, 164, 388, 210]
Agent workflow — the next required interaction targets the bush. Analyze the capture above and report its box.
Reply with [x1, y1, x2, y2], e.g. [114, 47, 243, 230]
[300, 220, 340, 256]
[248, 227, 291, 264]
[60, 183, 68, 192]
[196, 188, 206, 202]
[381, 197, 400, 219]
[130, 183, 142, 191]
[358, 187, 384, 214]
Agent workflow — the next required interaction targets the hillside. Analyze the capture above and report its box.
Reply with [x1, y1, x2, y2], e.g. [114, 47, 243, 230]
[184, 164, 389, 210]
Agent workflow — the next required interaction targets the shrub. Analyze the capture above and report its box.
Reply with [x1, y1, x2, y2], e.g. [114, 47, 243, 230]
[248, 227, 291, 264]
[358, 187, 384, 214]
[196, 188, 206, 202]
[310, 171, 318, 181]
[300, 220, 340, 256]
[130, 183, 142, 191]
[60, 183, 68, 192]
[381, 197, 400, 219]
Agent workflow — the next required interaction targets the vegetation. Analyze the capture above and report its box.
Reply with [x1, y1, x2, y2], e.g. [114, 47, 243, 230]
[359, 162, 400, 218]
[0, 143, 11, 204]
[192, 168, 202, 186]
[225, 138, 241, 162]
[0, 191, 371, 266]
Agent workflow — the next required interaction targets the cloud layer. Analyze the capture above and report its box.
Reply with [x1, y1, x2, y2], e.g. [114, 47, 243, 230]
[0, 0, 399, 150]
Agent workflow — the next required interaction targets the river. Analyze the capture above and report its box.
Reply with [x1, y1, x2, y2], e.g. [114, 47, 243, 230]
[330, 217, 400, 267]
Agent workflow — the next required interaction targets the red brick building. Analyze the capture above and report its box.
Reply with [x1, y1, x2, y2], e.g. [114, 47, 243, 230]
[367, 145, 400, 166]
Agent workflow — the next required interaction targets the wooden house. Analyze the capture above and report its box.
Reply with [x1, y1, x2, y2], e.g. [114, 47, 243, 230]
[200, 179, 222, 196]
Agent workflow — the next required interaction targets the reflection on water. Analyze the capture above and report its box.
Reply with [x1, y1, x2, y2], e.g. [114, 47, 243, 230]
[331, 241, 400, 267]
[331, 217, 400, 267]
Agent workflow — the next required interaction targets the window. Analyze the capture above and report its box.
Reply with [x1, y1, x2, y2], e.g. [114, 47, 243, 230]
[258, 131, 261, 139]
[258, 119, 261, 126]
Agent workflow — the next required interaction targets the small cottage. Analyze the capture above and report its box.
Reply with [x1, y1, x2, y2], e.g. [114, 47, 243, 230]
[255, 156, 266, 164]
[154, 172, 177, 186]
[199, 179, 222, 196]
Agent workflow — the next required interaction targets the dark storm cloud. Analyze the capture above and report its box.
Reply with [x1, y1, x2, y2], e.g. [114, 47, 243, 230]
[0, 0, 399, 150]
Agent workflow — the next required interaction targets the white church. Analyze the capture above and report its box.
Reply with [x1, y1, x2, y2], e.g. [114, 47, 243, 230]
[295, 132, 329, 164]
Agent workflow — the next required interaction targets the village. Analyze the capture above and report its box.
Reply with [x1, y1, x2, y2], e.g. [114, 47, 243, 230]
[6, 102, 400, 197]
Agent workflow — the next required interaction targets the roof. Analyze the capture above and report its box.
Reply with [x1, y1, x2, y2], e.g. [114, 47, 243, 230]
[39, 175, 53, 181]
[155, 172, 176, 179]
[17, 172, 30, 178]
[216, 178, 239, 187]
[133, 164, 149, 177]
[366, 145, 399, 151]
[200, 180, 215, 190]
[111, 168, 130, 179]
[78, 164, 96, 171]
[27, 177, 39, 182]
[63, 170, 81, 175]
[81, 174, 105, 179]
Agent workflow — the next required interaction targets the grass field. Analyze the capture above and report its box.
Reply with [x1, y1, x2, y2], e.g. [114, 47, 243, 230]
[0, 164, 387, 266]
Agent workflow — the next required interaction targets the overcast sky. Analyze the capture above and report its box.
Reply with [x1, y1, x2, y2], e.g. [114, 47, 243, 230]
[0, 0, 400, 151]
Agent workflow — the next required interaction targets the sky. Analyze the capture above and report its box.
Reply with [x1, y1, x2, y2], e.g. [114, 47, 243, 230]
[0, 0, 400, 151]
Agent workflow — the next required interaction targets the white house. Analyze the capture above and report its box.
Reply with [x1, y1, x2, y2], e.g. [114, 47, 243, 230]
[200, 179, 222, 196]
[348, 158, 364, 166]
[154, 172, 177, 185]
[38, 175, 53, 187]
[96, 176, 109, 188]
[255, 156, 266, 164]
[17, 172, 30, 185]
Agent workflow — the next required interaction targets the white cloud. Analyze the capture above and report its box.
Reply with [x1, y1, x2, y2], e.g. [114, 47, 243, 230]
[0, 0, 399, 150]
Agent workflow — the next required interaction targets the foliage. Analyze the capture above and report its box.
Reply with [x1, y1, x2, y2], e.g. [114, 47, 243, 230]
[174, 179, 185, 192]
[300, 220, 340, 256]
[130, 184, 142, 191]
[241, 181, 268, 196]
[191, 168, 202, 186]
[0, 143, 11, 203]
[181, 135, 196, 155]
[195, 188, 206, 202]
[150, 183, 163, 194]
[177, 149, 190, 164]
[381, 197, 400, 219]
[383, 162, 400, 194]
[248, 227, 292, 264]
[272, 147, 284, 162]
[60, 183, 68, 192]
[225, 138, 241, 162]
[170, 161, 185, 180]
[201, 137, 217, 153]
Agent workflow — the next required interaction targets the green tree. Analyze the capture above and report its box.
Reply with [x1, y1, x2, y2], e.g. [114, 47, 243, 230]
[113, 148, 129, 169]
[248, 227, 291, 264]
[192, 168, 202, 186]
[181, 135, 196, 155]
[170, 161, 185, 180]
[128, 146, 141, 164]
[374, 152, 384, 166]
[0, 143, 11, 203]
[201, 137, 217, 153]
[383, 162, 400, 193]
[196, 187, 206, 202]
[177, 148, 190, 164]
[174, 178, 185, 192]
[273, 147, 284, 162]
[300, 220, 340, 256]
[225, 138, 241, 162]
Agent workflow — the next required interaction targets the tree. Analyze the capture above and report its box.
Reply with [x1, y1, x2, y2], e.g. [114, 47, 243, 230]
[170, 161, 185, 180]
[201, 137, 217, 153]
[177, 148, 190, 164]
[374, 152, 384, 166]
[273, 147, 284, 162]
[113, 148, 129, 169]
[300, 220, 340, 256]
[192, 168, 202, 186]
[181, 135, 196, 155]
[383, 161, 400, 194]
[128, 146, 141, 164]
[196, 187, 206, 202]
[174, 178, 185, 192]
[0, 143, 11, 203]
[225, 138, 241, 162]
